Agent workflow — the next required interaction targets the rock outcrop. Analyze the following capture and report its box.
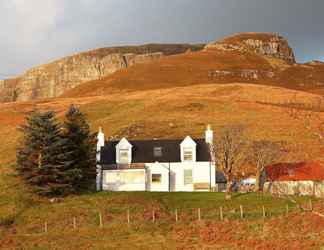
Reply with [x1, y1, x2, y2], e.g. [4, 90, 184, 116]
[205, 32, 296, 64]
[15, 52, 163, 102]
[0, 44, 204, 102]
[208, 69, 276, 80]
[0, 78, 20, 102]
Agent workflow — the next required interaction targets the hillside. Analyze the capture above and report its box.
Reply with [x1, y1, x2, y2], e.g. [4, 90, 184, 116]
[206, 32, 296, 64]
[1, 32, 324, 249]
[63, 33, 324, 98]
[1, 184, 323, 249]
[0, 44, 204, 102]
[1, 33, 324, 103]
[0, 83, 323, 166]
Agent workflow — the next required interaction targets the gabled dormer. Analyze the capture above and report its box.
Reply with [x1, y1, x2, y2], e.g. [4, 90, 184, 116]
[116, 138, 132, 164]
[180, 136, 197, 162]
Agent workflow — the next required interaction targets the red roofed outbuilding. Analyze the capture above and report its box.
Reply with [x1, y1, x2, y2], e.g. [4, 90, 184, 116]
[264, 162, 324, 198]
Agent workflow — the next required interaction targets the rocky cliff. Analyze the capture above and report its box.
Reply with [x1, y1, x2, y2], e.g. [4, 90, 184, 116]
[0, 78, 20, 102]
[0, 44, 204, 102]
[205, 32, 296, 64]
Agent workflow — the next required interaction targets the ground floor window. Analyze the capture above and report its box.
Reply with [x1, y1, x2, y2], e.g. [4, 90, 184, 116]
[106, 171, 144, 184]
[152, 174, 162, 183]
[184, 169, 193, 185]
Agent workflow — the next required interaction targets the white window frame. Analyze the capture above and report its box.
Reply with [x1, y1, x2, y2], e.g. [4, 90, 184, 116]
[184, 169, 193, 185]
[119, 149, 129, 164]
[180, 136, 197, 162]
[153, 147, 163, 157]
[152, 173, 162, 184]
[183, 147, 193, 162]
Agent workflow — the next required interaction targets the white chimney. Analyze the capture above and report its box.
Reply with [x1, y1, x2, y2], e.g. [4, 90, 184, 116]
[97, 127, 105, 162]
[96, 127, 105, 191]
[205, 124, 213, 145]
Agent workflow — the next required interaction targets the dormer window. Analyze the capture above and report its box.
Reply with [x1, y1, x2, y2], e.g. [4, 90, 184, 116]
[153, 147, 163, 157]
[116, 138, 132, 164]
[119, 149, 129, 164]
[183, 147, 193, 161]
[180, 136, 197, 162]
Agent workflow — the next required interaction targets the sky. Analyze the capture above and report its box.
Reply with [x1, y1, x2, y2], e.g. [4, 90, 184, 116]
[0, 0, 324, 78]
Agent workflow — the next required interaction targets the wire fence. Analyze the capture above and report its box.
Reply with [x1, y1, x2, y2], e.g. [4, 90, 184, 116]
[17, 200, 315, 235]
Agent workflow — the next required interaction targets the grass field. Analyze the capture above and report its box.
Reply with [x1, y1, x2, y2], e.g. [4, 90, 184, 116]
[1, 165, 323, 249]
[0, 83, 323, 167]
[0, 83, 323, 249]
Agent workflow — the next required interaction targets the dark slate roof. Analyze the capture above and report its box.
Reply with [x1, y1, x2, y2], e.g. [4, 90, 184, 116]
[100, 138, 212, 164]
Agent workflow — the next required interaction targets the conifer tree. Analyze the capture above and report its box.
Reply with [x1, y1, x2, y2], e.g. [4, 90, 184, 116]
[17, 109, 44, 185]
[17, 109, 71, 196]
[17, 106, 96, 196]
[62, 105, 96, 191]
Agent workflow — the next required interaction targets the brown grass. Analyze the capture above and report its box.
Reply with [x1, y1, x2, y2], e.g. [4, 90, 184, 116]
[61, 48, 324, 99]
[0, 83, 323, 166]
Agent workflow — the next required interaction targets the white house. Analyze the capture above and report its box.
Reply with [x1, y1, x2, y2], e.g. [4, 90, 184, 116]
[96, 125, 216, 192]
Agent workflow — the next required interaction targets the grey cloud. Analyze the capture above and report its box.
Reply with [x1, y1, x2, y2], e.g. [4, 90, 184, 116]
[0, 0, 323, 78]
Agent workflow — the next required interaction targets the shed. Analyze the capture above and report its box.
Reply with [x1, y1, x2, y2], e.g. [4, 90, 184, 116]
[264, 162, 324, 198]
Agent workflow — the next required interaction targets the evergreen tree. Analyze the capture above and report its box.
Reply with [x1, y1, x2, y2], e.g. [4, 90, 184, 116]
[17, 109, 44, 185]
[17, 109, 72, 196]
[62, 105, 96, 192]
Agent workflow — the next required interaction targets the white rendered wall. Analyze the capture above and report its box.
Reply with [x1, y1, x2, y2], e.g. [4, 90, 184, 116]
[169, 162, 194, 191]
[145, 162, 170, 192]
[101, 162, 216, 192]
[193, 162, 216, 188]
[102, 169, 146, 191]
[170, 162, 215, 192]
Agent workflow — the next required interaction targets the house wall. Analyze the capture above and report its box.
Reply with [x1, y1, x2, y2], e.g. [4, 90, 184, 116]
[193, 162, 215, 188]
[101, 161, 216, 192]
[145, 163, 170, 192]
[264, 180, 324, 198]
[145, 162, 216, 192]
[170, 162, 194, 192]
[102, 169, 146, 191]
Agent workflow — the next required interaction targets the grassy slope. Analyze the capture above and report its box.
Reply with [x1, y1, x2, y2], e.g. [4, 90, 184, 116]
[1, 167, 323, 249]
[62, 48, 324, 98]
[1, 83, 322, 167]
[0, 85, 323, 248]
[0, 54, 323, 248]
[61, 49, 276, 98]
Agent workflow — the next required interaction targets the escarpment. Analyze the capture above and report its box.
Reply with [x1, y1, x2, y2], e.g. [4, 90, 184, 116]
[205, 32, 296, 64]
[0, 44, 204, 102]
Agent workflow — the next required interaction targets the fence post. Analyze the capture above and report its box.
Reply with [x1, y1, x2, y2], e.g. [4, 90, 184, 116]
[99, 213, 103, 228]
[240, 205, 243, 219]
[220, 207, 223, 221]
[198, 208, 201, 221]
[286, 204, 289, 215]
[152, 210, 155, 223]
[73, 217, 77, 230]
[309, 200, 313, 211]
[127, 209, 130, 226]
[175, 209, 178, 223]
[44, 221, 48, 233]
[262, 206, 266, 218]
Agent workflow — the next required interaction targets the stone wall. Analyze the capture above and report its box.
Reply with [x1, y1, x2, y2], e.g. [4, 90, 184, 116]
[264, 181, 324, 198]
